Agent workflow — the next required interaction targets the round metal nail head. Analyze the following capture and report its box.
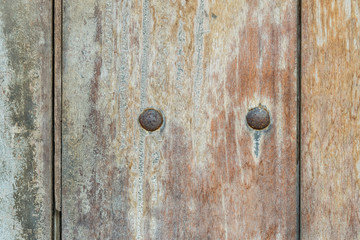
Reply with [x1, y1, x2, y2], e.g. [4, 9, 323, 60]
[139, 109, 163, 132]
[246, 107, 270, 130]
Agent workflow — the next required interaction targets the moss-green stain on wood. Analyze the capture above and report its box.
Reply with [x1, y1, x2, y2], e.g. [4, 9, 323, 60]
[0, 1, 52, 239]
[1, 2, 41, 239]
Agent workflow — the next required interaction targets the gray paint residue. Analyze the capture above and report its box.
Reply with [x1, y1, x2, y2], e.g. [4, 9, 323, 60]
[139, 0, 151, 108]
[193, 0, 205, 120]
[175, 20, 186, 90]
[254, 131, 261, 158]
[118, 1, 130, 149]
[137, 0, 152, 239]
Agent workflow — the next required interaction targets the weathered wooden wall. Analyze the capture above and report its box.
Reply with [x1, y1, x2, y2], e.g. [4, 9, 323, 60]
[3, 0, 360, 239]
[0, 1, 53, 239]
[301, 1, 360, 239]
[1, 0, 360, 239]
[62, 0, 298, 239]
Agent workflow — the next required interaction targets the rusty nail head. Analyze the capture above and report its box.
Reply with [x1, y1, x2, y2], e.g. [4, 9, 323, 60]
[139, 108, 163, 132]
[246, 106, 270, 130]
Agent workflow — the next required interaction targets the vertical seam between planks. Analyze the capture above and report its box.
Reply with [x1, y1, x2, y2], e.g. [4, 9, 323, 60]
[296, 0, 302, 239]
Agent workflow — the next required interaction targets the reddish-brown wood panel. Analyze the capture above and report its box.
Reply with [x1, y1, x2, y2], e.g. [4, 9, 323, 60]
[62, 0, 298, 239]
[301, 0, 360, 239]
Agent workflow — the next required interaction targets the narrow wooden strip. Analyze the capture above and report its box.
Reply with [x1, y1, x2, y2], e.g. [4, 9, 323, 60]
[54, 0, 63, 212]
[54, 210, 61, 240]
[0, 1, 53, 239]
[301, 1, 360, 238]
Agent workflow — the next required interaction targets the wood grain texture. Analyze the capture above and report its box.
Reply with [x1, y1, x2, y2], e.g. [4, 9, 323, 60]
[62, 0, 298, 239]
[301, 1, 360, 239]
[54, 0, 63, 212]
[0, 1, 53, 239]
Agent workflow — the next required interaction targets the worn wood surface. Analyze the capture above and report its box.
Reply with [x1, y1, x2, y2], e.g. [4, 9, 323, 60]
[301, 1, 360, 239]
[62, 0, 298, 239]
[0, 1, 53, 239]
[54, 0, 63, 212]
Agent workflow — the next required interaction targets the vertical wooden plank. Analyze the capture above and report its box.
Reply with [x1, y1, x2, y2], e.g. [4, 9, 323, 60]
[62, 0, 298, 239]
[54, 0, 63, 212]
[301, 1, 360, 239]
[0, 1, 53, 239]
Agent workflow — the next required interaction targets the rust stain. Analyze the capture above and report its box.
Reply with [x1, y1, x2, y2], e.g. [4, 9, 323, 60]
[94, 4, 102, 43]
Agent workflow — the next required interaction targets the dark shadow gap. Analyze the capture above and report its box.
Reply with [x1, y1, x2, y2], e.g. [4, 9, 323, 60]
[51, 0, 56, 237]
[296, 0, 302, 239]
